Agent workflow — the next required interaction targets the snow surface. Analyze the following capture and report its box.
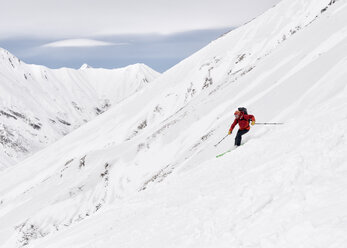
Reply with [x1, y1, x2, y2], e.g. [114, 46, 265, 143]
[1, 0, 347, 247]
[0, 50, 160, 168]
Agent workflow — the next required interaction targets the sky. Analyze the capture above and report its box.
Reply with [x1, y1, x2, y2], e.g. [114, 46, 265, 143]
[0, 0, 281, 72]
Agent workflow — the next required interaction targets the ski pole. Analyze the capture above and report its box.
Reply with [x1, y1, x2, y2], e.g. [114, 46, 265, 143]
[214, 134, 229, 147]
[255, 122, 284, 125]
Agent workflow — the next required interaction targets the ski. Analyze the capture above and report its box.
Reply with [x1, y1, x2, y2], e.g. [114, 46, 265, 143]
[216, 149, 232, 158]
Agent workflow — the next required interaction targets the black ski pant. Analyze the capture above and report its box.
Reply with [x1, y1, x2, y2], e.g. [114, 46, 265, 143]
[235, 129, 249, 146]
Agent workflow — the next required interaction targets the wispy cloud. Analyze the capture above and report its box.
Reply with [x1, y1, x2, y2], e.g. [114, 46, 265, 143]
[0, 27, 233, 72]
[0, 0, 281, 38]
[42, 39, 128, 48]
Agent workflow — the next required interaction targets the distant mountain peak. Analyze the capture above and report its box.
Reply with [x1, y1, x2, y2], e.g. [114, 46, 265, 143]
[0, 51, 160, 168]
[80, 63, 93, 69]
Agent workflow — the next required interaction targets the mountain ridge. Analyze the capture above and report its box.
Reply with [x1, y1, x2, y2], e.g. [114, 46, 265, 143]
[0, 48, 160, 168]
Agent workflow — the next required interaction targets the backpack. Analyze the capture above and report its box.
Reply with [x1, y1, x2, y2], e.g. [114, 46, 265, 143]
[238, 107, 248, 115]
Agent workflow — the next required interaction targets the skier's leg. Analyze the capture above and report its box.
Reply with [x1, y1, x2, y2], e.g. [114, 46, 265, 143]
[235, 129, 249, 146]
[235, 130, 242, 146]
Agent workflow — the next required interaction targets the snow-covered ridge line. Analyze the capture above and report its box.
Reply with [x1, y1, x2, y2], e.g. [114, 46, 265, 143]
[0, 48, 160, 168]
[122, 0, 337, 142]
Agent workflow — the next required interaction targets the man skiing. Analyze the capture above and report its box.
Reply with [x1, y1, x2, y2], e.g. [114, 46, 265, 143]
[228, 108, 255, 146]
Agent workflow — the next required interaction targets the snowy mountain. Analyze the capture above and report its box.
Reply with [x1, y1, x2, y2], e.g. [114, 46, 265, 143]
[0, 49, 160, 169]
[79, 63, 92, 69]
[1, 0, 347, 247]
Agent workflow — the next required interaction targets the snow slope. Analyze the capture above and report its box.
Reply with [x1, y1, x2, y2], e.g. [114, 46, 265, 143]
[0, 50, 160, 168]
[1, 0, 347, 247]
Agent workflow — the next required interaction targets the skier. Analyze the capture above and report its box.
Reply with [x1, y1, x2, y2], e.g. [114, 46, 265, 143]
[228, 109, 255, 146]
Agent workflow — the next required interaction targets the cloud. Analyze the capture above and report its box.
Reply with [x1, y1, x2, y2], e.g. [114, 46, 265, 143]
[0, 0, 281, 38]
[42, 39, 127, 48]
[0, 28, 232, 72]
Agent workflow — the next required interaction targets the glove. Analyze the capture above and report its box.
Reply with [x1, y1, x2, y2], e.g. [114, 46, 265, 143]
[228, 130, 232, 135]
[251, 121, 255, 126]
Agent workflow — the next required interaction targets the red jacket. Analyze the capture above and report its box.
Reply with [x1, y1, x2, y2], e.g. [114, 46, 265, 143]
[229, 114, 255, 132]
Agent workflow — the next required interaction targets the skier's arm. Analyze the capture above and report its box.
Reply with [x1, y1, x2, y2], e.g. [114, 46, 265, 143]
[229, 119, 238, 134]
[250, 115, 256, 125]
